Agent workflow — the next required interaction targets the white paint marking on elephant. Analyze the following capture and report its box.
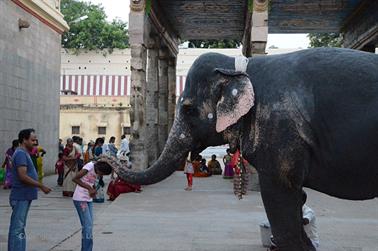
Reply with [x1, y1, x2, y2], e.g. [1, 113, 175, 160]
[208, 113, 214, 119]
[180, 97, 184, 102]
[235, 56, 249, 73]
[179, 133, 186, 139]
[232, 89, 238, 96]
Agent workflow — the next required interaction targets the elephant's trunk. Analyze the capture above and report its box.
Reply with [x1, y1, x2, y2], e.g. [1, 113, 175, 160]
[116, 114, 192, 185]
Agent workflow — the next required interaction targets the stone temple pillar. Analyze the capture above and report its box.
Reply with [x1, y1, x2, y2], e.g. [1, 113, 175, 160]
[129, 44, 148, 170]
[167, 56, 177, 131]
[128, 0, 179, 169]
[145, 37, 160, 164]
[129, 0, 148, 170]
[158, 48, 169, 155]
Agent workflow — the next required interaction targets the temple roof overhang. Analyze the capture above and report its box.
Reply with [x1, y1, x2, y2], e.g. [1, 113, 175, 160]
[155, 0, 366, 40]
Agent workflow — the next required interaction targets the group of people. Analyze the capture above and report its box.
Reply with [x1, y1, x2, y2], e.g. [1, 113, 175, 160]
[57, 134, 139, 201]
[182, 149, 245, 190]
[3, 129, 141, 251]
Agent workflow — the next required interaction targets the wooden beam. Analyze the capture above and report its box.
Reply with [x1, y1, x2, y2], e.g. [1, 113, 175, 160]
[242, 9, 252, 57]
[149, 3, 179, 57]
[342, 0, 378, 50]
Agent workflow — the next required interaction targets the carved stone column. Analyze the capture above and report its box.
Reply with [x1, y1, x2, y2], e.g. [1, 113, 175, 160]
[167, 56, 177, 131]
[158, 48, 169, 154]
[129, 0, 148, 170]
[145, 37, 160, 164]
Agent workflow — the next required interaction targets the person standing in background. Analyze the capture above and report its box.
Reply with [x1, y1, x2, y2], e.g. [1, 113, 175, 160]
[35, 140, 46, 183]
[59, 139, 64, 154]
[108, 136, 118, 157]
[62, 138, 78, 197]
[73, 136, 83, 171]
[223, 149, 234, 179]
[1, 140, 19, 189]
[84, 141, 95, 164]
[102, 137, 109, 156]
[117, 134, 130, 159]
[94, 138, 104, 157]
[29, 145, 38, 172]
[55, 153, 65, 186]
[183, 158, 194, 191]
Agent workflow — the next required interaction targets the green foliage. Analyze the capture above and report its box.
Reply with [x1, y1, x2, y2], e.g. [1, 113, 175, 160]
[188, 40, 241, 49]
[61, 0, 129, 53]
[308, 33, 343, 48]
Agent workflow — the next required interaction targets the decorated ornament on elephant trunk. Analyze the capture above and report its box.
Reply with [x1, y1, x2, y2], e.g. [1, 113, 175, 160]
[233, 149, 249, 199]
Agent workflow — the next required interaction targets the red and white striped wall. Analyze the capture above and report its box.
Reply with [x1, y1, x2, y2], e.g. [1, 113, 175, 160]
[60, 75, 131, 96]
[61, 75, 187, 96]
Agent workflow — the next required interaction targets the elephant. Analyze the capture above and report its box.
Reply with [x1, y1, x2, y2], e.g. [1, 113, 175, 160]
[116, 48, 378, 251]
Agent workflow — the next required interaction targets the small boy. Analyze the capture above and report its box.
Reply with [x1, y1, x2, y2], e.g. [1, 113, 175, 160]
[184, 158, 194, 191]
[55, 153, 64, 186]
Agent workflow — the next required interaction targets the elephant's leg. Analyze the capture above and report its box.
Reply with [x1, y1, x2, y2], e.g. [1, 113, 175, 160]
[259, 174, 314, 251]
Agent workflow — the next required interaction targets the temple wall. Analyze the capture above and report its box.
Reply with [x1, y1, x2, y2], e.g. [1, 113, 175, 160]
[0, 0, 63, 174]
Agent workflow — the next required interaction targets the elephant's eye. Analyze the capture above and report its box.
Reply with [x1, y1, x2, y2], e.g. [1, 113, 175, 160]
[182, 104, 197, 116]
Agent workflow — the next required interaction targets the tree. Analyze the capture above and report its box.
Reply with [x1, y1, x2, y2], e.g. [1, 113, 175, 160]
[308, 33, 343, 48]
[188, 39, 241, 48]
[61, 0, 129, 52]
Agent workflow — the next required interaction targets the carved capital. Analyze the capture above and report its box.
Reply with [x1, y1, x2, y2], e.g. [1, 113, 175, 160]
[253, 0, 269, 12]
[130, 0, 145, 12]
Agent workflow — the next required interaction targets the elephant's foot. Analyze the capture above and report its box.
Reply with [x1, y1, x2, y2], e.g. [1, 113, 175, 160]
[259, 174, 313, 251]
[277, 243, 315, 251]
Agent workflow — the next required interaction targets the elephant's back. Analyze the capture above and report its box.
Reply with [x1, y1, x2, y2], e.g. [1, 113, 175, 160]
[297, 49, 378, 197]
[251, 48, 378, 198]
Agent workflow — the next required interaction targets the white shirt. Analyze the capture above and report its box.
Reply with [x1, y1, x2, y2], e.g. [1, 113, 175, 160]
[120, 138, 130, 154]
[73, 162, 97, 202]
[102, 143, 109, 155]
[303, 204, 320, 248]
[184, 161, 194, 174]
[73, 142, 83, 160]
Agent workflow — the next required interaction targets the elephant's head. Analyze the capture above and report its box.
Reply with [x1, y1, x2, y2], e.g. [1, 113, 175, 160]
[117, 53, 255, 185]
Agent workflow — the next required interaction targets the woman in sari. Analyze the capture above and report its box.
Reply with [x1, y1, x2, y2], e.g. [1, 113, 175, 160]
[223, 149, 234, 179]
[35, 140, 46, 183]
[84, 141, 95, 164]
[1, 140, 19, 189]
[62, 138, 79, 197]
[107, 156, 141, 200]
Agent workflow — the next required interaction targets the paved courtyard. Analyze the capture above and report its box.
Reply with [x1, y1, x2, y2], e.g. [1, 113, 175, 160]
[0, 172, 377, 251]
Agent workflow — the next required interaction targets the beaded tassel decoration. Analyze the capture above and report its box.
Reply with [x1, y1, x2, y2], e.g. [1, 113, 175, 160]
[233, 152, 249, 200]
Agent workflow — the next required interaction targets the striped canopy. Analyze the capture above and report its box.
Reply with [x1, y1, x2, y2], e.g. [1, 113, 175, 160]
[61, 75, 187, 97]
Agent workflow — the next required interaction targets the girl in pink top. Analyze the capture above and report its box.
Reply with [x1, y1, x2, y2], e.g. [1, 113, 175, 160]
[72, 160, 112, 251]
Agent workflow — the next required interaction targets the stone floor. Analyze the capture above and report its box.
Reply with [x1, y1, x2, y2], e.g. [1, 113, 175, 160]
[0, 172, 377, 251]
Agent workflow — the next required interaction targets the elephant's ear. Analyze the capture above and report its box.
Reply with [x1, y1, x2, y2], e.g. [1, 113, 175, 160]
[214, 68, 255, 133]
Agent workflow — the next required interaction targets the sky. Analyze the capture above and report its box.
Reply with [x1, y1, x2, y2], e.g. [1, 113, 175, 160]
[86, 0, 310, 49]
